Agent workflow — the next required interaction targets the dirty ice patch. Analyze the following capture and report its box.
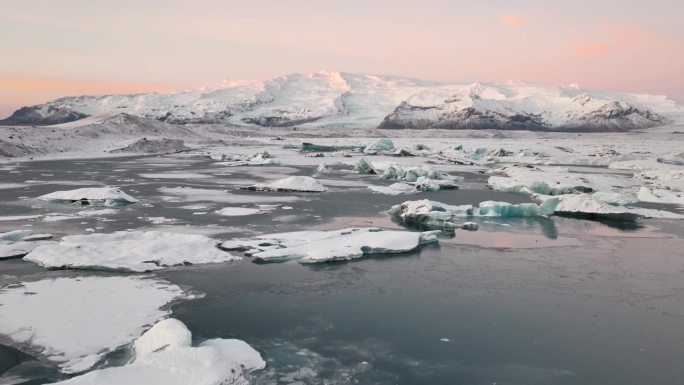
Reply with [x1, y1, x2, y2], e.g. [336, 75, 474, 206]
[244, 176, 327, 192]
[38, 187, 138, 205]
[51, 318, 265, 385]
[159, 187, 300, 204]
[221, 227, 437, 264]
[24, 231, 239, 272]
[0, 276, 194, 374]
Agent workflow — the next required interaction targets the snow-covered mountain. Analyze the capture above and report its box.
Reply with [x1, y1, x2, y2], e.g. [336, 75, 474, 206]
[2, 71, 680, 131]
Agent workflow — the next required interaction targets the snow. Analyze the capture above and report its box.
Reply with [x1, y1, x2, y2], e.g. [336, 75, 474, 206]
[38, 187, 138, 205]
[216, 207, 264, 216]
[551, 194, 684, 220]
[246, 176, 327, 192]
[52, 318, 265, 385]
[0, 276, 193, 374]
[221, 227, 436, 263]
[0, 231, 56, 259]
[5, 71, 680, 131]
[24, 231, 239, 272]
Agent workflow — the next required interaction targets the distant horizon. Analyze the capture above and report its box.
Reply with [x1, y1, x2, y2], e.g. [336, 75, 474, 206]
[2, 70, 683, 120]
[2, 0, 682, 117]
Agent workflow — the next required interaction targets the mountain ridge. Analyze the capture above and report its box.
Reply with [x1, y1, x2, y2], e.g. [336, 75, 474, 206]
[2, 71, 680, 131]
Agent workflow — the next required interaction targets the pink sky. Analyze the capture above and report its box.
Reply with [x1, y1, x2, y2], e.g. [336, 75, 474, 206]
[1, 0, 682, 117]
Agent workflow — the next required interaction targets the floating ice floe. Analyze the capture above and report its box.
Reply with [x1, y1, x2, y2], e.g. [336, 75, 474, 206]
[160, 186, 300, 203]
[591, 191, 639, 206]
[368, 182, 417, 195]
[24, 231, 238, 272]
[389, 199, 558, 230]
[637, 187, 684, 205]
[38, 187, 138, 205]
[214, 151, 281, 166]
[216, 207, 265, 216]
[244, 176, 327, 192]
[0, 230, 56, 259]
[0, 276, 193, 374]
[551, 194, 684, 220]
[363, 138, 395, 155]
[220, 227, 437, 263]
[487, 165, 634, 195]
[51, 318, 265, 385]
[77, 208, 119, 216]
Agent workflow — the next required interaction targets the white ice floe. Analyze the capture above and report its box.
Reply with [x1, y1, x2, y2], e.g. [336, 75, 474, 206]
[77, 208, 119, 216]
[221, 227, 437, 263]
[51, 318, 265, 385]
[368, 182, 417, 195]
[38, 187, 138, 205]
[0, 276, 193, 374]
[637, 187, 684, 205]
[24, 231, 239, 272]
[487, 165, 633, 195]
[0, 230, 56, 259]
[591, 191, 639, 206]
[245, 176, 327, 192]
[551, 194, 684, 220]
[214, 151, 280, 166]
[215, 207, 265, 216]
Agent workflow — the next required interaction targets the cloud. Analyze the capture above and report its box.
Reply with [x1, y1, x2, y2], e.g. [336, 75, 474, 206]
[501, 14, 528, 26]
[573, 42, 611, 55]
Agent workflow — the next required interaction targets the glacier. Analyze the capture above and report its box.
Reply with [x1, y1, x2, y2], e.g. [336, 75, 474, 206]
[2, 71, 680, 131]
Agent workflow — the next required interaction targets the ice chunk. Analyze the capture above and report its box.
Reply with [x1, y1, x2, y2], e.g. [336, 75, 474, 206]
[226, 227, 436, 263]
[477, 199, 558, 217]
[592, 191, 639, 206]
[552, 194, 684, 220]
[38, 187, 138, 205]
[389, 199, 558, 230]
[52, 318, 265, 385]
[0, 276, 193, 374]
[0, 230, 56, 259]
[215, 151, 280, 166]
[353, 158, 377, 174]
[316, 163, 329, 173]
[24, 231, 239, 272]
[363, 138, 395, 155]
[368, 182, 417, 195]
[216, 207, 264, 216]
[637, 187, 684, 205]
[301, 142, 363, 152]
[245, 176, 327, 192]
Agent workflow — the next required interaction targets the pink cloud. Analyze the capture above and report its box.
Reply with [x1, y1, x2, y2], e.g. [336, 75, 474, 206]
[501, 14, 528, 26]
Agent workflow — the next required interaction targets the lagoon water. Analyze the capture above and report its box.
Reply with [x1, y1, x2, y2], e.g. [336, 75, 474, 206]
[1, 154, 683, 384]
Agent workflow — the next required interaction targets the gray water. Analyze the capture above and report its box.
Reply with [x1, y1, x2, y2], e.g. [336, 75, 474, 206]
[1, 154, 683, 384]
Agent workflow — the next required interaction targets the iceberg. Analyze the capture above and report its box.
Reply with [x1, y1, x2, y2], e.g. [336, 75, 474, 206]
[389, 199, 558, 230]
[591, 191, 639, 206]
[353, 158, 377, 174]
[0, 276, 193, 374]
[24, 231, 239, 272]
[363, 138, 395, 155]
[52, 318, 265, 385]
[301, 142, 364, 152]
[37, 187, 138, 205]
[221, 227, 437, 263]
[244, 176, 327, 192]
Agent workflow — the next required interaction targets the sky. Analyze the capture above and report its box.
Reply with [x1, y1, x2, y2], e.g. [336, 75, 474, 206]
[1, 0, 683, 117]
